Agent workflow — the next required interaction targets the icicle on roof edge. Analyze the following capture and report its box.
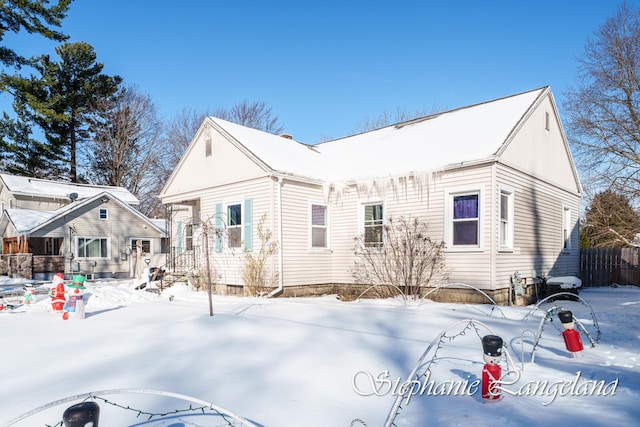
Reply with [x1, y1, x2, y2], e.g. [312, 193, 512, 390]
[322, 169, 442, 205]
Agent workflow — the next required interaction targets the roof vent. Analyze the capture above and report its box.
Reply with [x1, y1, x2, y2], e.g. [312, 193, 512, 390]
[279, 133, 293, 139]
[69, 192, 78, 202]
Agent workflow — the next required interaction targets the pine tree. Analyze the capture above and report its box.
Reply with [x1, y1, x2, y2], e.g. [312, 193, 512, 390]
[0, 0, 71, 68]
[0, 110, 62, 178]
[0, 73, 66, 178]
[1, 41, 121, 181]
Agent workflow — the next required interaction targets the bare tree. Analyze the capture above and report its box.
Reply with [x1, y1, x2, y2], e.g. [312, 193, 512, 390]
[352, 105, 443, 133]
[85, 85, 164, 216]
[213, 99, 285, 135]
[563, 2, 640, 200]
[351, 216, 448, 300]
[160, 100, 284, 179]
[163, 108, 208, 172]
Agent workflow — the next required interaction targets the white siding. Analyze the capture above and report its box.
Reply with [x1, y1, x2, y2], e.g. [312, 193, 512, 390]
[162, 122, 267, 202]
[323, 165, 494, 289]
[429, 166, 493, 288]
[494, 164, 580, 288]
[32, 199, 164, 275]
[279, 180, 332, 286]
[499, 94, 580, 194]
[171, 177, 276, 286]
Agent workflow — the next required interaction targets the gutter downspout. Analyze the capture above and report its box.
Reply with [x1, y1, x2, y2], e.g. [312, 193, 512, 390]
[490, 161, 497, 297]
[268, 176, 284, 297]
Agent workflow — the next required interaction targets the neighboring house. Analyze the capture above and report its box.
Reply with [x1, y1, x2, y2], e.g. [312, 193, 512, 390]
[160, 87, 581, 304]
[0, 174, 166, 280]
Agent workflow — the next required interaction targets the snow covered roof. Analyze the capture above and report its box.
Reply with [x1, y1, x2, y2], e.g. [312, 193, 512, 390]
[3, 192, 164, 236]
[209, 87, 548, 185]
[0, 174, 139, 205]
[5, 208, 57, 234]
[150, 218, 167, 235]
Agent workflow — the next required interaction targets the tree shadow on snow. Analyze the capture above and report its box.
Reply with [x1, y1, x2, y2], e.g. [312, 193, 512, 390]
[85, 306, 126, 318]
[127, 413, 265, 427]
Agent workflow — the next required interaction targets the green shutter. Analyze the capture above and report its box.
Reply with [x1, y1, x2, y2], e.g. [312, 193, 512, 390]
[243, 198, 253, 251]
[177, 221, 183, 254]
[215, 203, 223, 252]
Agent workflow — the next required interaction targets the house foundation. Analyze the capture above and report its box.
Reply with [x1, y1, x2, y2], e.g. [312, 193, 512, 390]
[212, 282, 544, 306]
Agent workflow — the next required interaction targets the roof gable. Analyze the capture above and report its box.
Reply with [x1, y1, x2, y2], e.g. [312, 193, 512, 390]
[497, 90, 582, 193]
[3, 192, 164, 236]
[160, 119, 277, 199]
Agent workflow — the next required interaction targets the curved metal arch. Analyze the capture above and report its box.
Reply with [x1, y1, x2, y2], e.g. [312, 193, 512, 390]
[355, 283, 408, 302]
[383, 319, 516, 427]
[417, 283, 506, 318]
[522, 292, 601, 343]
[3, 388, 259, 427]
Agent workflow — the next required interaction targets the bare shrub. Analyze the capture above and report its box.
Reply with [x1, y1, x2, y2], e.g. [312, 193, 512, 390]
[242, 214, 279, 296]
[351, 216, 447, 300]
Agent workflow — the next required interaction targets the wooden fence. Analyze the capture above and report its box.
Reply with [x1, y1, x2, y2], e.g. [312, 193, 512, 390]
[580, 248, 640, 286]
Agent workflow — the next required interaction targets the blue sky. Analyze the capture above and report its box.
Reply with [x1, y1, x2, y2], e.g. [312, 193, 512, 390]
[4, 0, 635, 144]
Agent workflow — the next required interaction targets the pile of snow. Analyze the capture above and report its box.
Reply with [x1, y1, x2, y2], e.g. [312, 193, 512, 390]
[1, 279, 639, 426]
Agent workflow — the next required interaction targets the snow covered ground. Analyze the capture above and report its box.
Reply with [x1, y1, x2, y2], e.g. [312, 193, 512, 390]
[1, 279, 639, 426]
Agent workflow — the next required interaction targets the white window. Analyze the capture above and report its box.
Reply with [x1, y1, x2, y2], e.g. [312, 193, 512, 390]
[446, 189, 482, 249]
[205, 138, 212, 157]
[363, 203, 384, 247]
[227, 203, 242, 248]
[99, 208, 108, 220]
[563, 207, 572, 251]
[185, 224, 193, 251]
[310, 203, 327, 248]
[77, 237, 109, 258]
[499, 189, 514, 250]
[130, 238, 152, 254]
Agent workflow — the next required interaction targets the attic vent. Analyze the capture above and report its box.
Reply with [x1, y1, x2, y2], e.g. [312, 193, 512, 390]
[280, 133, 293, 139]
[69, 192, 78, 202]
[545, 112, 550, 131]
[395, 113, 442, 129]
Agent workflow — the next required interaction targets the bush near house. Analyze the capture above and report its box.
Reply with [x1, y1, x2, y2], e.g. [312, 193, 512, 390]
[351, 216, 448, 300]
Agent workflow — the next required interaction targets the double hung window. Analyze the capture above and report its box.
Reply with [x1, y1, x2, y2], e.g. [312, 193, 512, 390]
[452, 194, 479, 246]
[446, 189, 482, 249]
[364, 203, 384, 247]
[311, 204, 328, 248]
[228, 203, 242, 248]
[499, 190, 514, 250]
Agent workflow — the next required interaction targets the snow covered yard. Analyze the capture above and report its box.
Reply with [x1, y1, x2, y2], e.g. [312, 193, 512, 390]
[1, 279, 639, 426]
